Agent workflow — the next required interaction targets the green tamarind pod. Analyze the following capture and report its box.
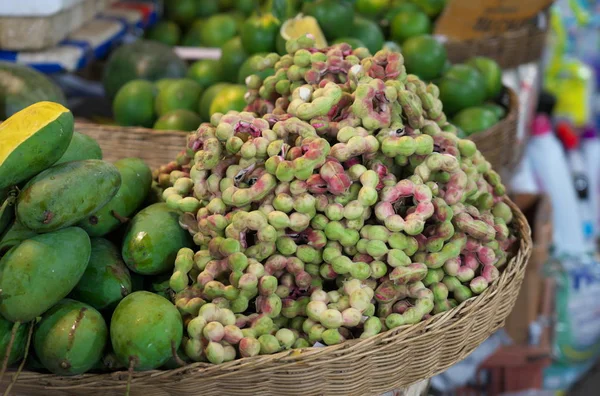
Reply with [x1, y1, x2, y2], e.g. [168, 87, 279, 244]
[79, 158, 152, 237]
[122, 203, 194, 275]
[0, 219, 37, 256]
[111, 291, 183, 371]
[16, 160, 121, 233]
[0, 316, 28, 366]
[70, 238, 132, 311]
[0, 227, 91, 322]
[54, 132, 103, 165]
[34, 299, 108, 375]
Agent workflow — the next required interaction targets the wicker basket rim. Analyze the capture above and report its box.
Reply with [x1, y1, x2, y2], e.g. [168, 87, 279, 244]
[12, 198, 532, 390]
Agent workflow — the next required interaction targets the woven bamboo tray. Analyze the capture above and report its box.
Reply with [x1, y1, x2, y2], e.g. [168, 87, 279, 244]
[442, 10, 549, 69]
[5, 192, 532, 396]
[467, 87, 520, 176]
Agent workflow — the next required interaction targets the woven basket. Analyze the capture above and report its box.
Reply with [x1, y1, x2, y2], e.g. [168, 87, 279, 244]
[442, 10, 549, 69]
[467, 87, 520, 176]
[74, 122, 189, 170]
[5, 192, 532, 396]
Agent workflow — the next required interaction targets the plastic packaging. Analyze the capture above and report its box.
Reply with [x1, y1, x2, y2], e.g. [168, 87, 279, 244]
[527, 114, 587, 255]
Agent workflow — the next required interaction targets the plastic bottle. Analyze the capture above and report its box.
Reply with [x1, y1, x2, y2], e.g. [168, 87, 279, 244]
[556, 121, 596, 253]
[527, 114, 587, 256]
[581, 125, 600, 241]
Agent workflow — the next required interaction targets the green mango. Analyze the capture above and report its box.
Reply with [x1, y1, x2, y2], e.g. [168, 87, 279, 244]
[16, 160, 121, 233]
[122, 203, 193, 275]
[110, 291, 183, 370]
[69, 238, 132, 311]
[0, 227, 91, 323]
[78, 158, 152, 237]
[34, 299, 108, 375]
[54, 132, 103, 165]
[0, 316, 28, 366]
[0, 219, 37, 257]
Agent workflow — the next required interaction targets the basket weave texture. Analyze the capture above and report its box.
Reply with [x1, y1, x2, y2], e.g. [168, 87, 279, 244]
[467, 87, 520, 176]
[442, 11, 549, 69]
[6, 196, 532, 396]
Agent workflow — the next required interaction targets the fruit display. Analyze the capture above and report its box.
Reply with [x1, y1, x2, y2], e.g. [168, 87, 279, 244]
[130, 1, 508, 135]
[146, 36, 517, 365]
[0, 37, 522, 393]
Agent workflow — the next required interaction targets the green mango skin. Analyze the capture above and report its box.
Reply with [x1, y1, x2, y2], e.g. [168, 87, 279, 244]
[69, 238, 132, 311]
[0, 105, 73, 191]
[0, 316, 28, 366]
[16, 160, 121, 233]
[34, 299, 107, 375]
[0, 227, 91, 322]
[111, 291, 183, 371]
[78, 158, 152, 237]
[54, 132, 103, 165]
[122, 203, 193, 275]
[0, 219, 37, 257]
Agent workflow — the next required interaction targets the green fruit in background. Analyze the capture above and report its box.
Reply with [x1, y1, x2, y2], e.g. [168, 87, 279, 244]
[54, 132, 103, 165]
[355, 0, 390, 18]
[196, 0, 219, 17]
[235, 0, 255, 15]
[70, 239, 132, 311]
[241, 14, 281, 55]
[78, 157, 152, 237]
[411, 0, 447, 18]
[229, 11, 247, 33]
[155, 78, 180, 93]
[348, 16, 384, 54]
[181, 19, 204, 46]
[452, 107, 500, 135]
[200, 14, 238, 47]
[17, 160, 121, 233]
[198, 82, 231, 120]
[146, 21, 181, 46]
[238, 53, 276, 84]
[122, 203, 194, 275]
[482, 103, 507, 119]
[103, 40, 187, 99]
[439, 64, 487, 115]
[0, 102, 73, 190]
[302, 0, 354, 40]
[382, 40, 401, 52]
[402, 35, 447, 81]
[155, 79, 203, 116]
[381, 3, 421, 33]
[390, 11, 431, 43]
[0, 61, 66, 119]
[466, 56, 503, 100]
[220, 36, 249, 82]
[187, 59, 222, 88]
[34, 299, 107, 375]
[153, 109, 202, 131]
[0, 227, 91, 323]
[209, 84, 247, 115]
[166, 0, 197, 27]
[113, 80, 157, 128]
[0, 316, 28, 366]
[333, 37, 366, 49]
[110, 291, 183, 370]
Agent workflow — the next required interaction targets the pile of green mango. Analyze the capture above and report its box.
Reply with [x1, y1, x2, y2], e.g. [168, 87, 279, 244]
[0, 102, 193, 378]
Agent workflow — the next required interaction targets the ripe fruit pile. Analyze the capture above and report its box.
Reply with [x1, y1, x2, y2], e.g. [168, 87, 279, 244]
[152, 36, 518, 364]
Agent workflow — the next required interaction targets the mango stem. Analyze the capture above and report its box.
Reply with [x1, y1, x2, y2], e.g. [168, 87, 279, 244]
[3, 321, 32, 396]
[0, 321, 19, 384]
